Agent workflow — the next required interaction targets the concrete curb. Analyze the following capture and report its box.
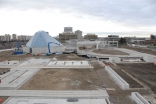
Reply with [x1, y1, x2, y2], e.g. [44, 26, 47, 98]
[131, 92, 150, 104]
[105, 66, 129, 90]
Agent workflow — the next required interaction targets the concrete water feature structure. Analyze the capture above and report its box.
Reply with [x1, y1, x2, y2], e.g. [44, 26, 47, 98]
[1, 90, 110, 104]
[1, 47, 156, 104]
[46, 61, 92, 68]
[18, 58, 51, 67]
[0, 68, 39, 90]
[131, 92, 150, 104]
[3, 98, 110, 104]
[0, 60, 21, 66]
[105, 66, 129, 90]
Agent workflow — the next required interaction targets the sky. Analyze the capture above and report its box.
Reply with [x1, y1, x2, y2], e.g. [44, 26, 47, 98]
[0, 0, 156, 37]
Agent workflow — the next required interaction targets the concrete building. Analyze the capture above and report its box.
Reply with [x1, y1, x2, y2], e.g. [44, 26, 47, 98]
[105, 35, 120, 41]
[26, 36, 33, 40]
[150, 34, 156, 39]
[144, 34, 156, 45]
[125, 37, 146, 44]
[0, 34, 11, 41]
[75, 30, 83, 39]
[18, 35, 32, 41]
[84, 34, 98, 40]
[12, 34, 17, 40]
[59, 27, 83, 43]
[59, 33, 77, 43]
[64, 27, 73, 33]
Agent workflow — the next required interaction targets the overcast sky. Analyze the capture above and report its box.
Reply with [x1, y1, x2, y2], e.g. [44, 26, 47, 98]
[0, 0, 156, 37]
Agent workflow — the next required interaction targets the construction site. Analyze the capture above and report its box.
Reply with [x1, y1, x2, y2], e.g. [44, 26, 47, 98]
[0, 31, 156, 104]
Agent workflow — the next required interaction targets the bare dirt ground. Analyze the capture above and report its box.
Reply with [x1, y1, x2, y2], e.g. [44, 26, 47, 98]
[0, 96, 9, 104]
[0, 68, 9, 73]
[93, 49, 129, 55]
[19, 62, 104, 90]
[111, 63, 156, 93]
[0, 50, 32, 61]
[120, 45, 156, 55]
[18, 61, 152, 104]
[1, 50, 154, 103]
[109, 64, 143, 88]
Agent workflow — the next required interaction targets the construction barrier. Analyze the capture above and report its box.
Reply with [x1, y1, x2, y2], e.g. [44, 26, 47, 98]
[105, 66, 129, 90]
[131, 92, 150, 104]
[154, 61, 156, 65]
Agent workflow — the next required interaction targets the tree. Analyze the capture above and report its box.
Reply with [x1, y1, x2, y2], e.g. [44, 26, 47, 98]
[119, 37, 126, 44]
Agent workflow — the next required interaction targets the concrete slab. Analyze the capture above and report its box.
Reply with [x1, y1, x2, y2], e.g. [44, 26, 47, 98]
[0, 90, 109, 99]
[3, 97, 108, 104]
[0, 49, 14, 52]
[18, 58, 51, 67]
[0, 60, 21, 66]
[0, 68, 39, 90]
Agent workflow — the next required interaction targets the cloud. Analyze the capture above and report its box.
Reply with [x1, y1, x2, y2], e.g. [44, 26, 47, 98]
[0, 0, 156, 33]
[1, 0, 156, 25]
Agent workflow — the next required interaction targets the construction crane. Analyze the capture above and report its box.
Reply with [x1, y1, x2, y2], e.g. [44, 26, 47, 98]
[46, 42, 61, 56]
[13, 42, 23, 55]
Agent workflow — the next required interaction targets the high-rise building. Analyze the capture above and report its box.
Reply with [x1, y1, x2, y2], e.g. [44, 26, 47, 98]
[150, 34, 156, 39]
[64, 27, 73, 33]
[59, 27, 83, 43]
[75, 30, 83, 39]
[26, 36, 32, 40]
[5, 34, 11, 41]
[12, 34, 17, 40]
[18, 35, 26, 41]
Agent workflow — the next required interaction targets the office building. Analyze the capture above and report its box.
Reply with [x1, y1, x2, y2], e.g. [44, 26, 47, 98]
[75, 30, 83, 39]
[84, 34, 98, 40]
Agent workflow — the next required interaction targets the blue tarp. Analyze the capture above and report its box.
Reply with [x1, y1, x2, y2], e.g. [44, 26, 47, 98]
[26, 31, 61, 48]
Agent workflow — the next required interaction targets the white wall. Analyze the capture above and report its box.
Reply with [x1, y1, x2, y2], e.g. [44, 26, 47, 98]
[32, 46, 65, 54]
[23, 47, 30, 53]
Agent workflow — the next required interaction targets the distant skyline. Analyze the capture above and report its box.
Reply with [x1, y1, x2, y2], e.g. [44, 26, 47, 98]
[0, 0, 156, 37]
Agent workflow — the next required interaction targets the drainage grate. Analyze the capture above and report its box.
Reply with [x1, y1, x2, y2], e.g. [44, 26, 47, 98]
[67, 98, 78, 102]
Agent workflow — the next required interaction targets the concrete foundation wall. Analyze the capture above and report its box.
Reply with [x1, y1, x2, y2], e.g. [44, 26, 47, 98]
[50, 46, 65, 53]
[77, 44, 96, 49]
[105, 66, 129, 90]
[131, 92, 150, 104]
[32, 47, 47, 54]
[65, 47, 76, 52]
[32, 46, 65, 54]
[23, 47, 30, 53]
[109, 57, 121, 63]
[143, 56, 156, 62]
